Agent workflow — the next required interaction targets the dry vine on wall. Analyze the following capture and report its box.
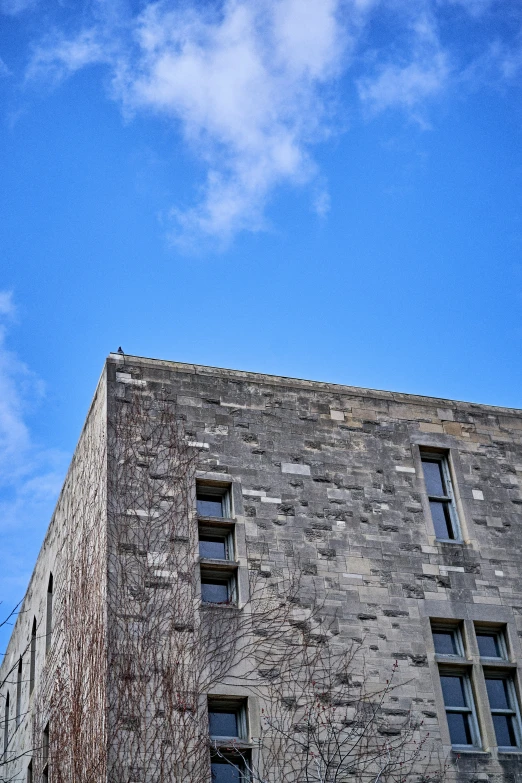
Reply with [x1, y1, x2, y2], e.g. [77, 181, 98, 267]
[25, 385, 449, 783]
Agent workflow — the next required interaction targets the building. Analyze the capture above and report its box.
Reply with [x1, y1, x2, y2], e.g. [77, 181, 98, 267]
[2, 353, 522, 783]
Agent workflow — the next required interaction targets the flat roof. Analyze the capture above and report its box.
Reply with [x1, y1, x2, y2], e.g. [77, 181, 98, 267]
[108, 353, 522, 417]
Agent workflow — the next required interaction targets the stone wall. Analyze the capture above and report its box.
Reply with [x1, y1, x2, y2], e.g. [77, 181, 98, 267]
[108, 353, 522, 782]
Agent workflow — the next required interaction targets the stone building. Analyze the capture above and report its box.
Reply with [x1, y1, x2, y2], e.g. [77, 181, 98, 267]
[2, 352, 522, 783]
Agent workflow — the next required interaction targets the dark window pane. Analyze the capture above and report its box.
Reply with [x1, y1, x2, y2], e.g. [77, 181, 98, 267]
[422, 459, 446, 496]
[200, 537, 227, 560]
[492, 714, 517, 747]
[485, 679, 510, 711]
[433, 631, 459, 656]
[197, 495, 223, 517]
[440, 676, 467, 708]
[430, 501, 454, 539]
[211, 761, 242, 782]
[201, 580, 229, 604]
[477, 633, 502, 658]
[447, 712, 472, 745]
[209, 711, 238, 737]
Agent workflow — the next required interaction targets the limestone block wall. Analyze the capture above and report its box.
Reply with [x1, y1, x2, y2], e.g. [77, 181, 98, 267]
[107, 354, 522, 783]
[0, 370, 108, 783]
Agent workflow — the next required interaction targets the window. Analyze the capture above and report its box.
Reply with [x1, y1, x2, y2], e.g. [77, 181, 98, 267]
[201, 573, 236, 605]
[199, 519, 237, 605]
[208, 699, 249, 782]
[196, 484, 231, 519]
[27, 759, 33, 783]
[476, 629, 507, 660]
[16, 657, 22, 728]
[439, 674, 479, 747]
[432, 625, 464, 657]
[29, 618, 36, 695]
[3, 692, 9, 757]
[431, 623, 480, 748]
[485, 676, 521, 749]
[200, 534, 231, 561]
[42, 723, 49, 783]
[46, 574, 53, 655]
[211, 755, 247, 782]
[431, 620, 522, 751]
[199, 522, 234, 562]
[420, 452, 461, 541]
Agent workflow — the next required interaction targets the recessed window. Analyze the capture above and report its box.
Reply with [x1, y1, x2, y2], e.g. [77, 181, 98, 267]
[485, 676, 521, 748]
[42, 723, 49, 783]
[208, 698, 247, 740]
[29, 618, 36, 695]
[476, 628, 507, 659]
[209, 709, 239, 739]
[211, 755, 246, 782]
[196, 484, 231, 518]
[3, 692, 9, 757]
[46, 574, 53, 655]
[420, 452, 461, 541]
[440, 674, 479, 747]
[200, 536, 227, 559]
[208, 699, 249, 781]
[16, 657, 22, 728]
[201, 575, 235, 605]
[432, 626, 464, 657]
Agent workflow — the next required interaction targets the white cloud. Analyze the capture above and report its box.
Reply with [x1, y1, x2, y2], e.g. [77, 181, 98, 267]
[23, 0, 521, 243]
[0, 294, 68, 616]
[113, 0, 350, 243]
[27, 0, 357, 244]
[26, 28, 109, 82]
[357, 9, 450, 121]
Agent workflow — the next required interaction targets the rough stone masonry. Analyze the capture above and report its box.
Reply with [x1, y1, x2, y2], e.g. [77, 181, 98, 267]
[2, 353, 522, 783]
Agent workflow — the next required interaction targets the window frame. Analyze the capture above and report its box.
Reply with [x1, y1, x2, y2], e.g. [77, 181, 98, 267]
[207, 696, 250, 781]
[438, 668, 481, 750]
[16, 657, 22, 729]
[198, 525, 235, 563]
[3, 691, 9, 758]
[29, 618, 36, 696]
[42, 722, 49, 783]
[46, 574, 53, 655]
[420, 450, 462, 542]
[431, 622, 466, 659]
[200, 570, 238, 606]
[196, 482, 232, 520]
[475, 624, 509, 662]
[210, 752, 249, 782]
[483, 672, 522, 751]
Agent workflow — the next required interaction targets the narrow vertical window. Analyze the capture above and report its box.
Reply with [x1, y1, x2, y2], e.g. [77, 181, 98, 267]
[196, 483, 231, 518]
[42, 723, 49, 783]
[29, 618, 36, 695]
[439, 673, 479, 747]
[3, 692, 9, 757]
[208, 698, 248, 782]
[46, 574, 53, 655]
[485, 676, 521, 749]
[16, 657, 22, 728]
[421, 452, 461, 541]
[27, 759, 33, 783]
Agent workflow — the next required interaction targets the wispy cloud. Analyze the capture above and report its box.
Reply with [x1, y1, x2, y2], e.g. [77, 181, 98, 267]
[0, 294, 67, 625]
[357, 9, 450, 125]
[23, 0, 522, 244]
[26, 0, 361, 245]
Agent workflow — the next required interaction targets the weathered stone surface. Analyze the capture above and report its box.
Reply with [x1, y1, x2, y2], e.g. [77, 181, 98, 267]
[2, 354, 522, 782]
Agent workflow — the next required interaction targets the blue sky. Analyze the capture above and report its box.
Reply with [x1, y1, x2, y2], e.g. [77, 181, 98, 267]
[0, 0, 521, 646]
